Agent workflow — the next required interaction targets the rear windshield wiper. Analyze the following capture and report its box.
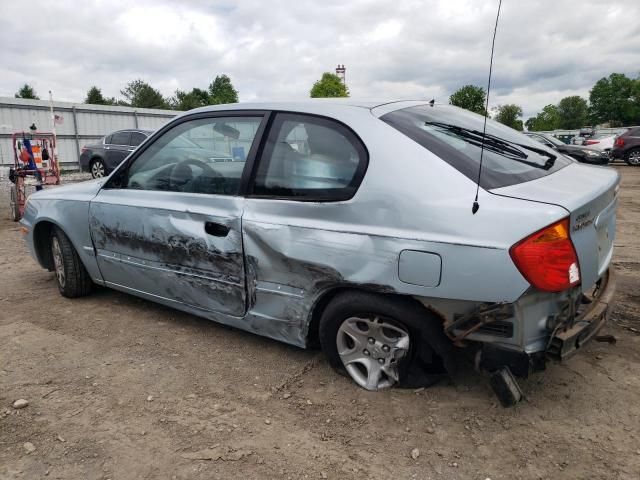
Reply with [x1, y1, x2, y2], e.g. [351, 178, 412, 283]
[424, 122, 556, 170]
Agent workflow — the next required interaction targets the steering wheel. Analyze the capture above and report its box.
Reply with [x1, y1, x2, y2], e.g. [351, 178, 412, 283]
[168, 159, 219, 191]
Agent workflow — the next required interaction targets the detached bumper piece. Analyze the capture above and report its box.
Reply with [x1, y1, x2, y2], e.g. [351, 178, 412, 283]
[547, 268, 615, 361]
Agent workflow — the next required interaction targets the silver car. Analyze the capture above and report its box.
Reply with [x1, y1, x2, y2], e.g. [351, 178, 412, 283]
[20, 100, 618, 406]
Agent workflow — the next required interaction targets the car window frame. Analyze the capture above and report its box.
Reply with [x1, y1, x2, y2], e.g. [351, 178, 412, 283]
[246, 112, 369, 202]
[103, 111, 271, 195]
[129, 131, 148, 147]
[110, 131, 131, 147]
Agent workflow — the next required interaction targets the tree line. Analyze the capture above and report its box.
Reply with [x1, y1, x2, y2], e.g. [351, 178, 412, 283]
[13, 75, 240, 111]
[450, 73, 640, 131]
[23, 70, 638, 130]
[13, 71, 349, 111]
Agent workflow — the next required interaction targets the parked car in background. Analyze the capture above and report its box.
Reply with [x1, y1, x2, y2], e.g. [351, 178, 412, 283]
[20, 101, 618, 406]
[80, 129, 152, 178]
[610, 127, 640, 165]
[524, 132, 610, 165]
[583, 132, 622, 156]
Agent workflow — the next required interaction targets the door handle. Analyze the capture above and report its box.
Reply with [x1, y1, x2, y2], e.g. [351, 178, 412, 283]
[204, 221, 230, 237]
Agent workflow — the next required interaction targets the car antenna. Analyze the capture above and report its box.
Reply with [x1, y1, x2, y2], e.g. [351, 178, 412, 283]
[472, 0, 503, 215]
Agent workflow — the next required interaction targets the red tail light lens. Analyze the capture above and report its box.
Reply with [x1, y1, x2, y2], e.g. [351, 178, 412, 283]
[510, 219, 580, 292]
[584, 139, 599, 145]
[615, 137, 625, 147]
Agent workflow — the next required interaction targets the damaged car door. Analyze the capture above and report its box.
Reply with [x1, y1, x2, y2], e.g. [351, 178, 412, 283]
[88, 114, 266, 316]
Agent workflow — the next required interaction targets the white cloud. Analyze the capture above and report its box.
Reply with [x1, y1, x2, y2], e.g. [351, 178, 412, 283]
[0, 0, 638, 118]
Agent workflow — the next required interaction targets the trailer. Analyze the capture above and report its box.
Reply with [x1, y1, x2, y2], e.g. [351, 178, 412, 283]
[9, 131, 60, 221]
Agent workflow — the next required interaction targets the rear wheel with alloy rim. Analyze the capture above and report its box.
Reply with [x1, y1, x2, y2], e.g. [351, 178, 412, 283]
[319, 291, 454, 391]
[626, 149, 640, 166]
[336, 315, 410, 389]
[91, 159, 106, 178]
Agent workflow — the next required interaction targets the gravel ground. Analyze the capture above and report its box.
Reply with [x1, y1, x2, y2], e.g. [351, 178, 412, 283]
[0, 166, 639, 480]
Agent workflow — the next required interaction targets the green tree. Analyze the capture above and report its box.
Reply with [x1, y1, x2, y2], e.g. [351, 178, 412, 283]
[589, 73, 640, 126]
[84, 86, 116, 105]
[449, 85, 487, 115]
[171, 88, 210, 110]
[494, 104, 523, 130]
[309, 72, 349, 98]
[15, 84, 39, 99]
[557, 96, 589, 129]
[120, 79, 169, 109]
[525, 104, 561, 131]
[208, 74, 239, 105]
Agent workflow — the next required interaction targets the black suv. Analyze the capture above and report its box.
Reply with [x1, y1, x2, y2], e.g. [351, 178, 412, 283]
[611, 127, 640, 166]
[80, 129, 152, 178]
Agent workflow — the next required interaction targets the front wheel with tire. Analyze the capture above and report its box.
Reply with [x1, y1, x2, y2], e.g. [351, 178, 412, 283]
[90, 159, 106, 178]
[51, 226, 93, 298]
[319, 291, 454, 391]
[625, 148, 640, 166]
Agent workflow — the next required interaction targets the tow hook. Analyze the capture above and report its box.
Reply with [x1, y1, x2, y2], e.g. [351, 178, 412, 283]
[489, 367, 523, 407]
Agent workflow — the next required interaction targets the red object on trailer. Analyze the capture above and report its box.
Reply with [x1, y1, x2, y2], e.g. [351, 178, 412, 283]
[8, 131, 61, 221]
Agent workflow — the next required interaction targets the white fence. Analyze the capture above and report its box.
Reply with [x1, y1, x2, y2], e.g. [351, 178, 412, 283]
[0, 97, 176, 170]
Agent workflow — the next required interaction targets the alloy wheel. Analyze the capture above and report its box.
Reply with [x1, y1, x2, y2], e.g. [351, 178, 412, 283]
[91, 161, 105, 178]
[336, 315, 410, 390]
[628, 150, 640, 165]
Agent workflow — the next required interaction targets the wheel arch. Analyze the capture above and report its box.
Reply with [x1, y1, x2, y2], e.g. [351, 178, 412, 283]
[33, 220, 89, 273]
[304, 285, 447, 348]
[32, 220, 57, 270]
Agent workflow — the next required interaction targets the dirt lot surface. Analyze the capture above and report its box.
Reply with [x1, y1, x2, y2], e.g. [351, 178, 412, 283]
[1, 167, 639, 480]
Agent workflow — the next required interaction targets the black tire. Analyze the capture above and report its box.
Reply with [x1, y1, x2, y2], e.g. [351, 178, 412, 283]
[625, 148, 640, 166]
[51, 226, 93, 298]
[319, 290, 455, 390]
[90, 158, 106, 178]
[9, 185, 20, 222]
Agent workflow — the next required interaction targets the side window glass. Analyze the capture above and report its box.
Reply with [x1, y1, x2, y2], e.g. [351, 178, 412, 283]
[253, 114, 367, 200]
[124, 116, 263, 195]
[111, 131, 131, 146]
[104, 134, 113, 145]
[130, 132, 147, 147]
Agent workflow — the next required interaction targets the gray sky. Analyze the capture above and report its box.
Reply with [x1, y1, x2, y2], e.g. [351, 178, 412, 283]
[1, 0, 638, 118]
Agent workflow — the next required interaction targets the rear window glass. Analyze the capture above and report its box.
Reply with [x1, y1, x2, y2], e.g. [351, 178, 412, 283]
[381, 104, 571, 189]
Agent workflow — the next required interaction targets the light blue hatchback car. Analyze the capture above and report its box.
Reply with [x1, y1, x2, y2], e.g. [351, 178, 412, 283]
[20, 100, 618, 406]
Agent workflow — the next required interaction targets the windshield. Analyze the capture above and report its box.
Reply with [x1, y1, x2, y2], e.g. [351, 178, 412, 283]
[381, 104, 571, 189]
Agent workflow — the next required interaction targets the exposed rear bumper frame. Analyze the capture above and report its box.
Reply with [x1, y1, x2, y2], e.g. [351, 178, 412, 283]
[546, 268, 615, 361]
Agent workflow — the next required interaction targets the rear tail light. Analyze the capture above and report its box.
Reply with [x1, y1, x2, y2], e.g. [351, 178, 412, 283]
[585, 139, 599, 145]
[615, 137, 625, 147]
[509, 219, 580, 292]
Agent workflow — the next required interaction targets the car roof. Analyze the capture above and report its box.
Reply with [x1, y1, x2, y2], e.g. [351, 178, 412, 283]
[110, 128, 154, 134]
[186, 99, 432, 118]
